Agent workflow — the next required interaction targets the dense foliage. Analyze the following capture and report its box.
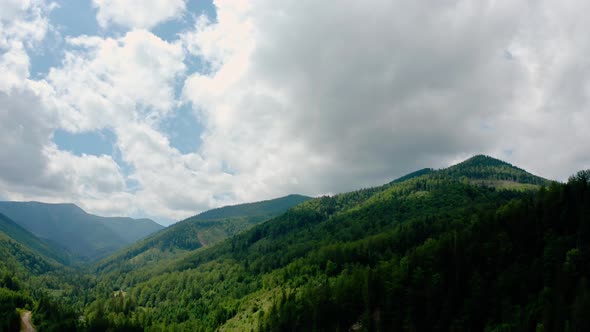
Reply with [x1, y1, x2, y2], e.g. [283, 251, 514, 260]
[259, 173, 590, 331]
[0, 272, 32, 331]
[0, 216, 81, 331]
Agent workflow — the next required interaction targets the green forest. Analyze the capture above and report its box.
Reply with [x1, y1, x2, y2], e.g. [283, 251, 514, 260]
[1, 156, 589, 331]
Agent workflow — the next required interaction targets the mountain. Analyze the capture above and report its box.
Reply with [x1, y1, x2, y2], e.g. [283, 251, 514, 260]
[94, 194, 312, 274]
[75, 155, 590, 332]
[0, 202, 163, 260]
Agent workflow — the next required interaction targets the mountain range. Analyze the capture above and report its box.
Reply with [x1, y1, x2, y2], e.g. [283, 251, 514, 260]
[2, 155, 590, 331]
[0, 201, 163, 260]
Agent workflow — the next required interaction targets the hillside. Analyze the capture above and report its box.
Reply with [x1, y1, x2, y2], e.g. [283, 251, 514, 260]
[0, 213, 68, 265]
[73, 155, 590, 332]
[0, 202, 163, 260]
[94, 194, 311, 274]
[0, 215, 62, 277]
[0, 215, 69, 331]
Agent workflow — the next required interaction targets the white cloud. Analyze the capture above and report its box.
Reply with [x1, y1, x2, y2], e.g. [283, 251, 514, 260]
[115, 123, 234, 219]
[46, 30, 186, 132]
[0, 41, 30, 91]
[0, 0, 51, 91]
[485, 0, 590, 180]
[46, 148, 126, 194]
[0, 90, 54, 187]
[93, 0, 186, 29]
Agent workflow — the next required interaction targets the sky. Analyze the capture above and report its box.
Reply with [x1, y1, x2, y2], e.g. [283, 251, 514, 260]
[1, 0, 589, 225]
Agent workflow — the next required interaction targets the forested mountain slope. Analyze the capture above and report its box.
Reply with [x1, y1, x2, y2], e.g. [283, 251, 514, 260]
[94, 194, 311, 275]
[0, 202, 163, 260]
[0, 215, 62, 277]
[0, 214, 72, 331]
[75, 155, 590, 332]
[0, 213, 68, 265]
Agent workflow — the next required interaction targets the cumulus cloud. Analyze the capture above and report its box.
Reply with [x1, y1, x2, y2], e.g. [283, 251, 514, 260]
[34, 29, 234, 220]
[93, 0, 186, 29]
[46, 29, 186, 131]
[0, 4, 140, 218]
[178, 0, 590, 205]
[115, 123, 233, 218]
[0, 88, 131, 215]
[181, 0, 525, 200]
[0, 90, 54, 187]
[0, 0, 51, 90]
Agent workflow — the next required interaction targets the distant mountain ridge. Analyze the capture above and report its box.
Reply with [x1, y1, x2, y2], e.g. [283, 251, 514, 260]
[0, 201, 163, 260]
[196, 194, 311, 220]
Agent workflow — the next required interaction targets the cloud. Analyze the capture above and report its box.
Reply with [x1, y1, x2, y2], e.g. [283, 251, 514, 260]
[0, 89, 130, 217]
[485, 0, 590, 179]
[115, 123, 233, 219]
[34, 29, 232, 220]
[46, 29, 186, 131]
[93, 0, 186, 30]
[0, 11, 173, 218]
[3, 0, 590, 223]
[0, 0, 52, 90]
[0, 90, 54, 188]
[181, 0, 522, 199]
[179, 0, 590, 206]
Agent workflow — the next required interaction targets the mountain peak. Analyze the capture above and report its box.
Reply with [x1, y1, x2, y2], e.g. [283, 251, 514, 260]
[454, 155, 515, 169]
[442, 155, 550, 187]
